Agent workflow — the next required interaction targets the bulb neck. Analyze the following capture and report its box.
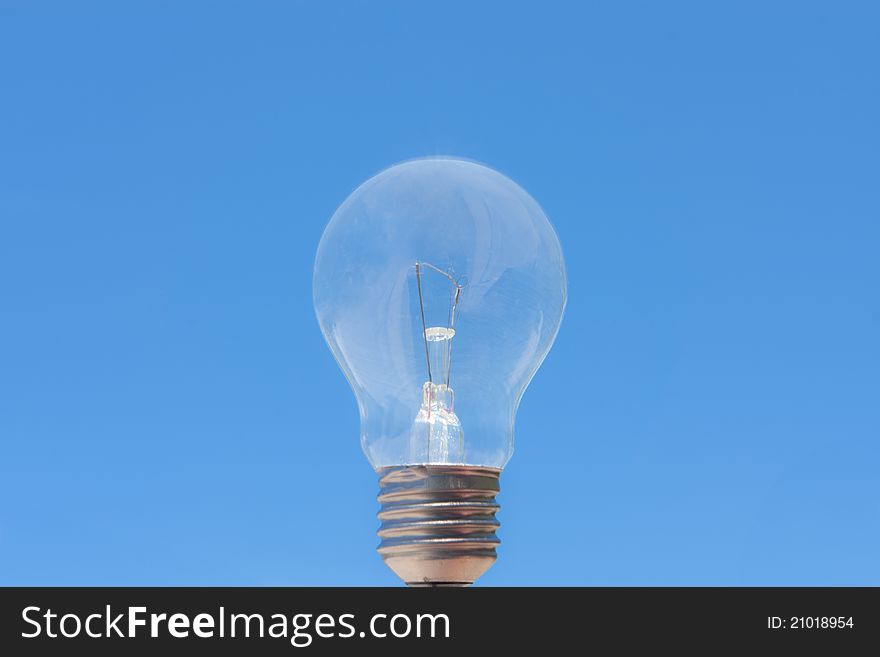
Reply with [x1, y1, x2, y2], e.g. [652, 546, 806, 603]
[376, 464, 501, 587]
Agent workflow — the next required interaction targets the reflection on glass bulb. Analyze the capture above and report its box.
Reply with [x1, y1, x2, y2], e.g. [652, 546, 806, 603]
[313, 157, 566, 585]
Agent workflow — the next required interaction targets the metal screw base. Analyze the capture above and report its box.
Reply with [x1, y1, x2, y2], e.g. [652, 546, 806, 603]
[376, 465, 501, 587]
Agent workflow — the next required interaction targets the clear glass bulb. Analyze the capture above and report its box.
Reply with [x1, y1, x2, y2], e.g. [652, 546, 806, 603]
[313, 157, 566, 585]
[313, 157, 566, 469]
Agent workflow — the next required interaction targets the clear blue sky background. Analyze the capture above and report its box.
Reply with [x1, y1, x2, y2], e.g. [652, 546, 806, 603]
[1, 2, 878, 586]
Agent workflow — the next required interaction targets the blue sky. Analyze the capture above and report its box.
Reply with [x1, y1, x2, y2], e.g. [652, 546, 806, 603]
[1, 2, 878, 585]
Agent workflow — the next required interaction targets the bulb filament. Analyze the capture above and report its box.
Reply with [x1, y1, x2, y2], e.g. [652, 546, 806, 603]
[411, 262, 465, 463]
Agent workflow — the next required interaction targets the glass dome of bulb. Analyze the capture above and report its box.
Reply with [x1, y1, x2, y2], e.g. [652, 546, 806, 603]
[313, 157, 566, 471]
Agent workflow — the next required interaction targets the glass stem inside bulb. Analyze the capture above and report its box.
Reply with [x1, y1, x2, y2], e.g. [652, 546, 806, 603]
[410, 326, 463, 464]
[425, 326, 455, 386]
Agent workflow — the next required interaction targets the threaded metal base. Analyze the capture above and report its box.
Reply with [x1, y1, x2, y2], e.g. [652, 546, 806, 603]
[376, 465, 501, 587]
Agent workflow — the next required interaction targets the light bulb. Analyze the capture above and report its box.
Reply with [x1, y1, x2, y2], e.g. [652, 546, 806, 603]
[313, 157, 566, 586]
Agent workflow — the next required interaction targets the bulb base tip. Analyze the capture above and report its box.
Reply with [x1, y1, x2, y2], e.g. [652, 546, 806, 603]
[376, 465, 501, 587]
